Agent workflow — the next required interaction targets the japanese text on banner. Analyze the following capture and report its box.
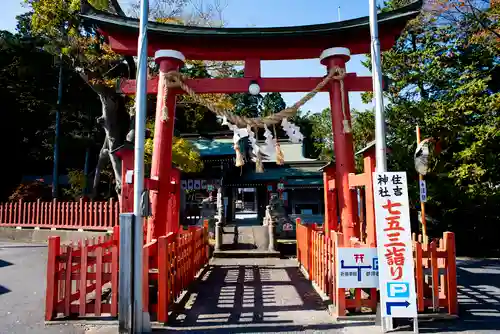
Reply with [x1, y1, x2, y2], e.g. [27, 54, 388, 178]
[373, 171, 417, 318]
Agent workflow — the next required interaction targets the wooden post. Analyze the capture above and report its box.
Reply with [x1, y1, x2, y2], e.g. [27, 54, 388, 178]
[416, 125, 427, 240]
[189, 226, 196, 279]
[295, 218, 301, 264]
[334, 231, 346, 317]
[444, 232, 458, 314]
[142, 244, 150, 312]
[111, 233, 119, 316]
[45, 236, 60, 320]
[157, 236, 168, 323]
[306, 225, 312, 277]
[79, 242, 88, 316]
[203, 219, 209, 263]
[17, 200, 22, 225]
[415, 240, 425, 312]
[322, 49, 358, 245]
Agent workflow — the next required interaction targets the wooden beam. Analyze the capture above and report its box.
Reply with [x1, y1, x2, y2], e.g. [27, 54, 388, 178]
[144, 178, 159, 191]
[348, 172, 370, 188]
[118, 74, 374, 95]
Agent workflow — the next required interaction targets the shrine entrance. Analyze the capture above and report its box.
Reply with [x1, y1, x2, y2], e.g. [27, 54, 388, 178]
[62, 1, 431, 331]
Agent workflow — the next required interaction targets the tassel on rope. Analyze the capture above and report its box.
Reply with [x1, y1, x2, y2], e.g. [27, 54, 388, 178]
[256, 152, 264, 173]
[234, 143, 245, 167]
[255, 127, 264, 173]
[273, 125, 285, 165]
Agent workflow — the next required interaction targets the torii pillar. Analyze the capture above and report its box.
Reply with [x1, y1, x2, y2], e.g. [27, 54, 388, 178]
[320, 47, 359, 244]
[147, 50, 185, 241]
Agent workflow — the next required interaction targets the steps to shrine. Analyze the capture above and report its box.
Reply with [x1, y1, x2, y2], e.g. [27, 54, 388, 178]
[213, 225, 281, 258]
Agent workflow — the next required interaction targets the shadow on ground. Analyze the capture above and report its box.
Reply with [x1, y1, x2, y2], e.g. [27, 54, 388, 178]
[392, 258, 500, 333]
[0, 259, 13, 268]
[162, 259, 337, 332]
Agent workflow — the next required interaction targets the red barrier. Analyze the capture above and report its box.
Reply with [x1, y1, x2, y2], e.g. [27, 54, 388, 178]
[45, 226, 120, 320]
[296, 221, 458, 317]
[0, 199, 119, 230]
[45, 224, 210, 321]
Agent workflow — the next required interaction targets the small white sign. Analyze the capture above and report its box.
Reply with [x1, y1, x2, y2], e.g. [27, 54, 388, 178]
[125, 170, 134, 184]
[337, 248, 379, 288]
[181, 180, 187, 190]
[373, 171, 418, 318]
[201, 180, 207, 189]
[282, 223, 293, 231]
[419, 180, 427, 202]
[187, 179, 194, 190]
[194, 180, 201, 190]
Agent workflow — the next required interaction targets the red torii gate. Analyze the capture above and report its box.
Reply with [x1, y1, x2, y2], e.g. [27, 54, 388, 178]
[81, 0, 422, 244]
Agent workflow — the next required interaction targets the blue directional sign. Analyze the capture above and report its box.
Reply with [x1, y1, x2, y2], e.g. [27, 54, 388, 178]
[337, 248, 378, 289]
[340, 260, 372, 282]
[386, 300, 411, 315]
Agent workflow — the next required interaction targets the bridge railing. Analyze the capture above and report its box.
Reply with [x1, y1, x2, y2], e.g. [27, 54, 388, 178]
[296, 221, 457, 317]
[45, 223, 210, 321]
[0, 199, 119, 231]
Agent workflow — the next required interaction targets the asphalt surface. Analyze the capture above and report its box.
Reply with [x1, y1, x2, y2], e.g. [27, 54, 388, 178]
[0, 241, 85, 334]
[1, 240, 499, 333]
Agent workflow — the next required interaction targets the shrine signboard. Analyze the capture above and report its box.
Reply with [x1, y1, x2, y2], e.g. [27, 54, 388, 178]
[373, 172, 417, 318]
[337, 247, 379, 289]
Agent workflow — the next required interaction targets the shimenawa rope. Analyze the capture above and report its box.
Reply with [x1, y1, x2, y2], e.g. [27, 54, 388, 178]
[161, 66, 349, 130]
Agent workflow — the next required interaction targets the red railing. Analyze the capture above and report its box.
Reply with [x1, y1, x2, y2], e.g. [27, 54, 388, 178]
[45, 223, 209, 321]
[45, 226, 120, 320]
[0, 199, 119, 230]
[296, 221, 458, 317]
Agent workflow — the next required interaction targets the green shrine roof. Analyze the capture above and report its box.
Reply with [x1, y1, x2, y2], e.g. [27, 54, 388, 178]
[239, 168, 322, 182]
[191, 138, 235, 157]
[286, 178, 323, 186]
[190, 138, 320, 164]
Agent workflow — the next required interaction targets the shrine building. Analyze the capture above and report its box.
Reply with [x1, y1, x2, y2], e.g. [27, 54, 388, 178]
[179, 132, 325, 225]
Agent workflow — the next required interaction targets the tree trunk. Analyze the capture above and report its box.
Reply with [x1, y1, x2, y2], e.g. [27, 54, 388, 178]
[91, 90, 131, 199]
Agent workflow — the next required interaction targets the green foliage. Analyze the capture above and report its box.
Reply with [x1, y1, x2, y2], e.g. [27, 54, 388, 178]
[356, 1, 500, 255]
[63, 169, 86, 199]
[261, 93, 286, 117]
[144, 120, 204, 173]
[306, 108, 334, 160]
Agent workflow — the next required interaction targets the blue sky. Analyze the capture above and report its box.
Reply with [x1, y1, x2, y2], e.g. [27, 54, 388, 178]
[0, 0, 377, 113]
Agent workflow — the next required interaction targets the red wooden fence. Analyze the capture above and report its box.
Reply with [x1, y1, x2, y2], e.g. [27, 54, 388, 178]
[296, 221, 458, 317]
[45, 223, 209, 321]
[45, 226, 120, 320]
[0, 199, 119, 230]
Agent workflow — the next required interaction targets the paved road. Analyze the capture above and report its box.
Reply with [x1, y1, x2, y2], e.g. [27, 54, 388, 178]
[1, 240, 499, 333]
[0, 241, 85, 334]
[353, 258, 500, 333]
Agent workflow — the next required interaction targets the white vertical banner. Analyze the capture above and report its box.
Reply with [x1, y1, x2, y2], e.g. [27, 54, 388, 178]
[373, 171, 417, 318]
[194, 180, 201, 190]
[201, 180, 207, 189]
[187, 179, 194, 190]
[181, 180, 187, 190]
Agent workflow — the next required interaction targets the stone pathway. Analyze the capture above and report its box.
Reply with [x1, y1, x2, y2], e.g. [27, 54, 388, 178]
[162, 257, 342, 333]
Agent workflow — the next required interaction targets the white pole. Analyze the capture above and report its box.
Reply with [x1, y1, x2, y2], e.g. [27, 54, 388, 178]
[338, 6, 341, 21]
[369, 0, 392, 332]
[133, 0, 150, 332]
[369, 0, 387, 172]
